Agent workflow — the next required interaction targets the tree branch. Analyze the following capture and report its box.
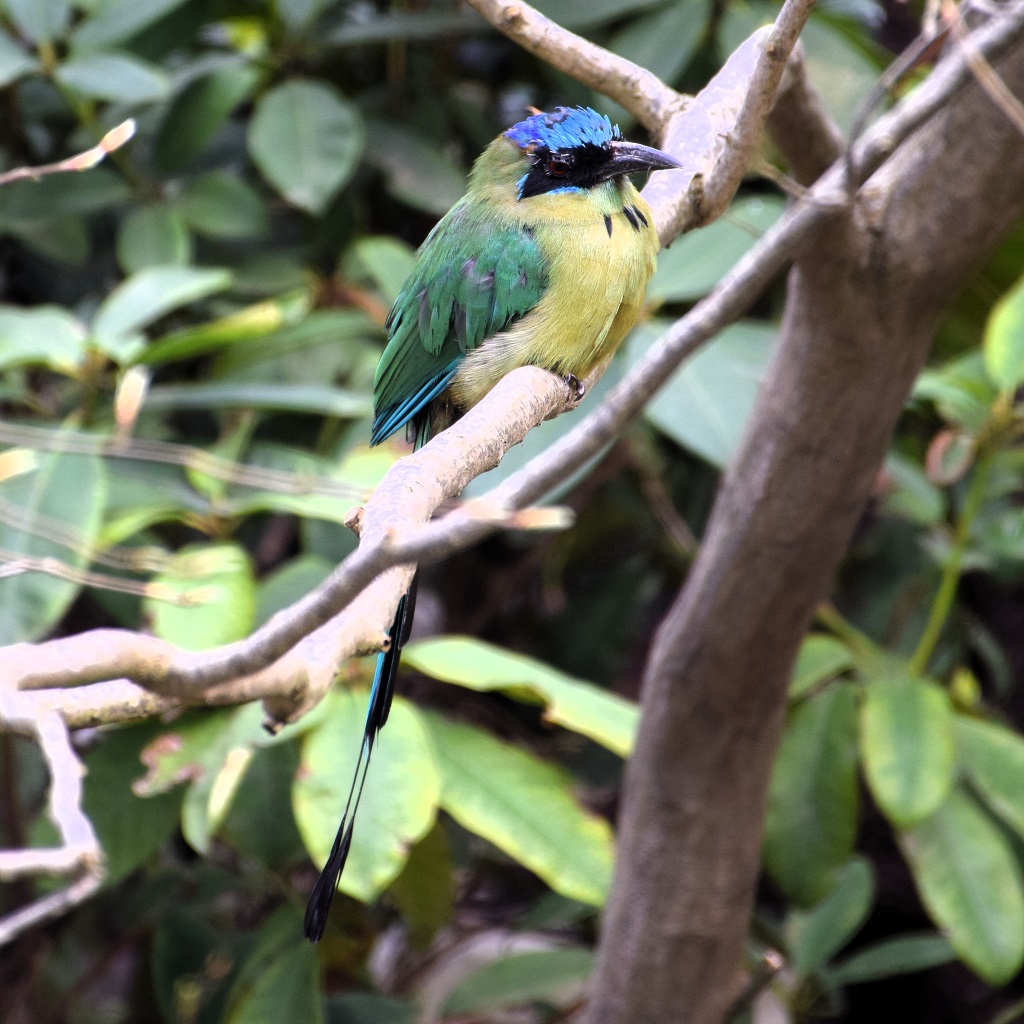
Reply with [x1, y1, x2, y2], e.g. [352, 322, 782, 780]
[585, 11, 1024, 1024]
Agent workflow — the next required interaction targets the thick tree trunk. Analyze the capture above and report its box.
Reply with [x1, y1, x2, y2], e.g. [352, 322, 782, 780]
[585, 38, 1024, 1024]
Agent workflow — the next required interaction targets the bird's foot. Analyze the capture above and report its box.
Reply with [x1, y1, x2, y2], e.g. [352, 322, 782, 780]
[564, 373, 586, 405]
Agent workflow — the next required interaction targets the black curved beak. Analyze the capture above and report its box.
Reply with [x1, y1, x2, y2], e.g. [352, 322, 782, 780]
[602, 140, 682, 180]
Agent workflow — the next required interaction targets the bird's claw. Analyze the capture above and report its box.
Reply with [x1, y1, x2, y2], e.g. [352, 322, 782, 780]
[564, 373, 586, 404]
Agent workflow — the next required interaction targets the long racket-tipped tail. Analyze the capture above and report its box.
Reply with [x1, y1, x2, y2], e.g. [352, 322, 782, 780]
[303, 580, 418, 942]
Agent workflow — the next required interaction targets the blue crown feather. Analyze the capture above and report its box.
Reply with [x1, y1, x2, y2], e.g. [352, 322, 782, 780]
[504, 106, 620, 152]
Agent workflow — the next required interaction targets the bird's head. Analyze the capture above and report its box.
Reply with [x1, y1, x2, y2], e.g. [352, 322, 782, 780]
[499, 106, 680, 200]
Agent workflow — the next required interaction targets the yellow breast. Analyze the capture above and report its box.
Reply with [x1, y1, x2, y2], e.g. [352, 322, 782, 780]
[450, 179, 658, 410]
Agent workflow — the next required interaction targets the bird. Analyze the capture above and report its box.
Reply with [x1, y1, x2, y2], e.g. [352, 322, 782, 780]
[303, 105, 679, 942]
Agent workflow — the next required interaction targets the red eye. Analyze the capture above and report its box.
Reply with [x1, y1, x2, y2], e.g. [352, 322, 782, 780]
[547, 156, 571, 177]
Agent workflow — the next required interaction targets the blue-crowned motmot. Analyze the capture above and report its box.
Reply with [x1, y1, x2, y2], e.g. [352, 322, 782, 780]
[304, 105, 679, 941]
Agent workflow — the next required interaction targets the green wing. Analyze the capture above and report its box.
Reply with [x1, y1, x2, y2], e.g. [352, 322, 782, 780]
[371, 200, 548, 445]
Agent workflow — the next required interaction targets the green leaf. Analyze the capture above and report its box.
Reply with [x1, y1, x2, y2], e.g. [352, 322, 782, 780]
[0, 447, 106, 644]
[155, 63, 260, 171]
[0, 167, 127, 223]
[902, 788, 1024, 984]
[914, 352, 998, 432]
[984, 274, 1024, 392]
[0, 305, 87, 372]
[861, 675, 954, 828]
[789, 634, 854, 699]
[294, 691, 440, 901]
[143, 542, 256, 650]
[0, 30, 37, 86]
[134, 705, 267, 854]
[325, 994, 415, 1024]
[82, 721, 185, 883]
[175, 171, 270, 240]
[628, 319, 776, 468]
[116, 206, 191, 274]
[363, 120, 466, 217]
[344, 235, 417, 306]
[882, 451, 946, 526]
[248, 81, 364, 214]
[72, 0, 192, 49]
[423, 712, 614, 905]
[648, 197, 784, 305]
[404, 636, 638, 757]
[211, 309, 374, 382]
[140, 294, 309, 366]
[825, 933, 956, 987]
[442, 948, 595, 1016]
[92, 266, 231, 355]
[143, 382, 372, 418]
[56, 51, 169, 103]
[254, 555, 333, 629]
[763, 683, 859, 905]
[956, 716, 1024, 837]
[223, 907, 324, 1024]
[6, 0, 70, 43]
[787, 857, 875, 978]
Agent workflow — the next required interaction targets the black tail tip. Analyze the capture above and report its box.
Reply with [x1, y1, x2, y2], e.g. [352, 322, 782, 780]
[303, 821, 355, 943]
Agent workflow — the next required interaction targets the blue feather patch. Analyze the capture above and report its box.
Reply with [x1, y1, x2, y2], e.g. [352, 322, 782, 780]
[370, 361, 460, 446]
[504, 106, 620, 152]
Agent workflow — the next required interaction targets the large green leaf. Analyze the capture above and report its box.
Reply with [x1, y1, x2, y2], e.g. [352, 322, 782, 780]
[175, 171, 270, 240]
[789, 634, 855, 700]
[983, 273, 1024, 392]
[363, 120, 466, 217]
[82, 721, 185, 883]
[648, 197, 784, 305]
[6, 0, 70, 43]
[143, 542, 256, 650]
[763, 682, 859, 905]
[913, 352, 998, 432]
[294, 691, 440, 902]
[787, 857, 874, 979]
[134, 704, 268, 855]
[956, 715, 1024, 837]
[143, 382, 372, 418]
[902, 788, 1024, 985]
[423, 712, 614, 905]
[0, 306, 87, 372]
[223, 908, 324, 1024]
[116, 205, 192, 274]
[248, 81, 364, 214]
[628, 319, 777, 468]
[72, 0, 192, 48]
[0, 447, 106, 644]
[0, 30, 37, 86]
[91, 266, 231, 358]
[860, 675, 954, 828]
[56, 51, 169, 103]
[155, 63, 260, 171]
[404, 635, 638, 757]
[442, 948, 594, 1016]
[825, 934, 956, 988]
[0, 168, 127, 223]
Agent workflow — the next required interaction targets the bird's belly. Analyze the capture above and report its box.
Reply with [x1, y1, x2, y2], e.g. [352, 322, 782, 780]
[450, 213, 655, 410]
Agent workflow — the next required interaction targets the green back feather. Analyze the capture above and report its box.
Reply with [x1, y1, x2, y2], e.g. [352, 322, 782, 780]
[372, 197, 548, 443]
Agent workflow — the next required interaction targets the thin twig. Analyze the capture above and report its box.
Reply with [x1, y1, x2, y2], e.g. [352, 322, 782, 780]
[0, 120, 134, 187]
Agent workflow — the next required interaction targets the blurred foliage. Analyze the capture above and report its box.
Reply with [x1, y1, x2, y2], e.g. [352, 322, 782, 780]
[2, 0, 1024, 1022]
